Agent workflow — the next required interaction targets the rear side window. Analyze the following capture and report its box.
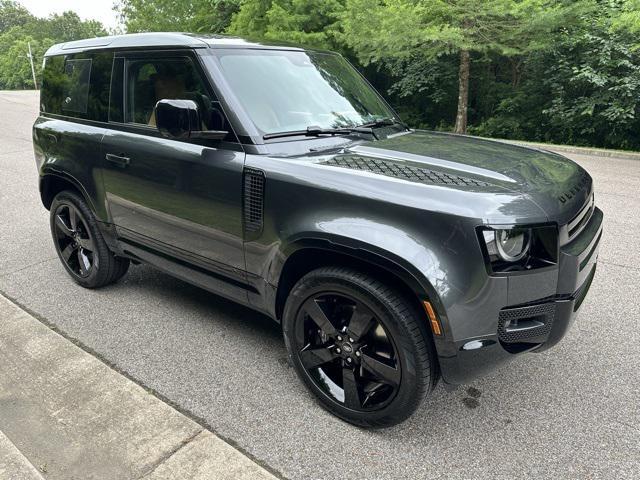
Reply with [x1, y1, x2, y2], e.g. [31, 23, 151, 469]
[62, 59, 91, 114]
[41, 52, 113, 122]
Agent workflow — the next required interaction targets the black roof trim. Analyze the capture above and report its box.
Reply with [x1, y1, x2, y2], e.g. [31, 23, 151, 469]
[44, 32, 307, 56]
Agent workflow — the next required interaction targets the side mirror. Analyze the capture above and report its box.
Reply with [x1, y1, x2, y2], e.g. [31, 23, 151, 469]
[155, 99, 228, 140]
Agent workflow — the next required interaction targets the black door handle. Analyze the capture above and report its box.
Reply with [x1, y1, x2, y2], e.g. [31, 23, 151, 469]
[105, 153, 130, 167]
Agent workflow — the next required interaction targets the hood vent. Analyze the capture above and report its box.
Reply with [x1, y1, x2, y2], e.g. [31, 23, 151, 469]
[323, 156, 491, 188]
[243, 168, 265, 234]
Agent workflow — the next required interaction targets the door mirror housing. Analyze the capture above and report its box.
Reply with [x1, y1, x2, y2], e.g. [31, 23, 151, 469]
[155, 99, 228, 140]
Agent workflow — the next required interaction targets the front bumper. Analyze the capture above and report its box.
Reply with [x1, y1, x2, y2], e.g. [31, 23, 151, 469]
[438, 206, 603, 385]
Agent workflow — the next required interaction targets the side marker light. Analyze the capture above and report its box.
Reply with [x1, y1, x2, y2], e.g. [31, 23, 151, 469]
[423, 300, 442, 336]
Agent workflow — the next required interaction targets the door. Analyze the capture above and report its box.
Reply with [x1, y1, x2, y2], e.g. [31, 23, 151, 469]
[101, 51, 248, 297]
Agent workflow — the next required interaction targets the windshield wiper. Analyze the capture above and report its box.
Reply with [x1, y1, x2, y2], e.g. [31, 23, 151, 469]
[263, 125, 370, 140]
[263, 119, 408, 140]
[357, 117, 408, 130]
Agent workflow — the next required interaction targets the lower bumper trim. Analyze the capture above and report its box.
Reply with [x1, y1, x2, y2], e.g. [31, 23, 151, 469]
[440, 263, 597, 384]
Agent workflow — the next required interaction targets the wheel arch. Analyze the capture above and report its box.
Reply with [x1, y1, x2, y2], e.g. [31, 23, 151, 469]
[273, 238, 445, 328]
[40, 171, 95, 212]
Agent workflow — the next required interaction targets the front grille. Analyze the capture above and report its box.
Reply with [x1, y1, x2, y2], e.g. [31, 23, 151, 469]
[243, 168, 265, 233]
[498, 303, 556, 344]
[322, 156, 492, 188]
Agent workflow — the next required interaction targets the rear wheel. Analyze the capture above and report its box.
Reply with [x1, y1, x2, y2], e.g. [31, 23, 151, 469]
[50, 191, 129, 288]
[283, 266, 436, 428]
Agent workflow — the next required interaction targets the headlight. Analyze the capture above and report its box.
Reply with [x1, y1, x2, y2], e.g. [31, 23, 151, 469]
[480, 226, 558, 273]
[483, 228, 531, 262]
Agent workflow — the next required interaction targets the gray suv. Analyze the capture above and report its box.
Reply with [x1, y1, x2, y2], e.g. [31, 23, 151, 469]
[33, 33, 603, 427]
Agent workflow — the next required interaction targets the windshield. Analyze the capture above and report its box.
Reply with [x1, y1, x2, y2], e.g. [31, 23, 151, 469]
[213, 49, 397, 135]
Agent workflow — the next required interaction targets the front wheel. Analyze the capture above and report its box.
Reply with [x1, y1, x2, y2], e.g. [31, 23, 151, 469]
[283, 267, 437, 428]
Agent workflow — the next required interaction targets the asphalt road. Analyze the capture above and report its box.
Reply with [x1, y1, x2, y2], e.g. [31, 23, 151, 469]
[1, 90, 638, 480]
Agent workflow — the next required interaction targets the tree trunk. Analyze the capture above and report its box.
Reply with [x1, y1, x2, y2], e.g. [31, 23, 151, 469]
[454, 49, 470, 134]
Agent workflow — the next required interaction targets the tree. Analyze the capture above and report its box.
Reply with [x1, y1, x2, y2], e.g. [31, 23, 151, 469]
[28, 12, 106, 42]
[612, 0, 640, 34]
[116, 0, 240, 33]
[341, 0, 590, 134]
[541, 2, 640, 149]
[0, 0, 33, 33]
[0, 28, 50, 89]
[228, 0, 344, 50]
[0, 11, 107, 90]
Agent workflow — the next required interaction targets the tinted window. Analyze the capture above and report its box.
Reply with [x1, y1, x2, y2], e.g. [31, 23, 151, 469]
[62, 58, 91, 114]
[109, 57, 124, 123]
[41, 52, 113, 122]
[124, 56, 234, 139]
[41, 55, 65, 115]
[214, 50, 396, 135]
[86, 53, 113, 122]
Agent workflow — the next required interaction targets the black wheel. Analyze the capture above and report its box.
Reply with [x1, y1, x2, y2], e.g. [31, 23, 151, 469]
[50, 190, 129, 288]
[283, 266, 437, 428]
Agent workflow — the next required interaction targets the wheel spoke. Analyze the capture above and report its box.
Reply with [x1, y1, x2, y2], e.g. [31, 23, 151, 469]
[362, 383, 385, 408]
[303, 299, 338, 337]
[347, 304, 375, 341]
[61, 243, 76, 262]
[77, 237, 93, 251]
[55, 215, 73, 237]
[77, 249, 90, 275]
[342, 367, 361, 409]
[69, 206, 78, 230]
[361, 353, 400, 387]
[299, 345, 336, 369]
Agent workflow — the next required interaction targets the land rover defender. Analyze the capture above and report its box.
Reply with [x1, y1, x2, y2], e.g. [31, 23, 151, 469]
[33, 33, 603, 427]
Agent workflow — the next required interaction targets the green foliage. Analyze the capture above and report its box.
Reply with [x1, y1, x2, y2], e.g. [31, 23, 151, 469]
[0, 30, 48, 89]
[468, 2, 640, 150]
[542, 8, 640, 148]
[228, 0, 344, 49]
[116, 0, 240, 33]
[0, 0, 32, 32]
[1, 0, 638, 150]
[612, 0, 640, 34]
[0, 4, 107, 90]
[339, 0, 587, 61]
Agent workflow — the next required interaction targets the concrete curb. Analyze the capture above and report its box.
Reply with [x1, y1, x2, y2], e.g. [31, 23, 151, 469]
[0, 431, 45, 480]
[0, 294, 280, 480]
[495, 139, 640, 161]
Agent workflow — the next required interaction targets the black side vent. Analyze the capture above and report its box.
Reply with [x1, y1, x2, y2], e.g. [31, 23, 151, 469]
[322, 156, 492, 188]
[243, 168, 265, 233]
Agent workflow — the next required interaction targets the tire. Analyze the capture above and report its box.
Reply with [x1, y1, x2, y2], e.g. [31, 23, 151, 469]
[50, 190, 130, 288]
[283, 266, 436, 428]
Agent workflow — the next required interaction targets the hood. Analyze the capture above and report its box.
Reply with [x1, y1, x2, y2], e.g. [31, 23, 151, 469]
[337, 130, 592, 225]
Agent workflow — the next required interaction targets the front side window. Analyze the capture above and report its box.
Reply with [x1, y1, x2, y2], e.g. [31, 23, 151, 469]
[124, 57, 230, 135]
[212, 50, 397, 135]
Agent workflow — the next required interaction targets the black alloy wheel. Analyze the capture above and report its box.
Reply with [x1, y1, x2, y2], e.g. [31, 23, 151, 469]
[50, 191, 130, 288]
[283, 267, 436, 428]
[295, 292, 401, 411]
[53, 202, 96, 278]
